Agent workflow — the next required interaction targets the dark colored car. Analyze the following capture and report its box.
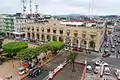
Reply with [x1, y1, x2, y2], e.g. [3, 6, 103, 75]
[102, 53, 111, 57]
[29, 67, 43, 77]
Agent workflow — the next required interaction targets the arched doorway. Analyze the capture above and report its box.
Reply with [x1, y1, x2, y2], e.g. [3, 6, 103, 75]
[36, 34, 40, 40]
[27, 33, 30, 39]
[47, 35, 51, 41]
[65, 37, 71, 50]
[53, 36, 57, 41]
[89, 41, 95, 50]
[59, 37, 64, 42]
[32, 33, 35, 39]
[73, 39, 78, 51]
[80, 40, 86, 49]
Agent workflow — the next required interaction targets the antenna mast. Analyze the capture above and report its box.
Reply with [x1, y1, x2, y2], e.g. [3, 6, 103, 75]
[35, 5, 39, 14]
[21, 0, 26, 14]
[30, 0, 32, 14]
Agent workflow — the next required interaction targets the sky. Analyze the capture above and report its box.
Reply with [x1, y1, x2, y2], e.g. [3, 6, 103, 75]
[0, 0, 120, 15]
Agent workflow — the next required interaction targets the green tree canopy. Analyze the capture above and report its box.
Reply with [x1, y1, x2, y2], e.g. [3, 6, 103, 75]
[3, 42, 28, 55]
[47, 41, 65, 54]
[17, 48, 39, 60]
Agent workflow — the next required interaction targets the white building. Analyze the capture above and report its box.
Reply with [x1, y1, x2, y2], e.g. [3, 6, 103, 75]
[0, 15, 6, 31]
[13, 17, 34, 39]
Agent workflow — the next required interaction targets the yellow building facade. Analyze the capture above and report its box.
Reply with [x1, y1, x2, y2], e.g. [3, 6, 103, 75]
[24, 20, 112, 51]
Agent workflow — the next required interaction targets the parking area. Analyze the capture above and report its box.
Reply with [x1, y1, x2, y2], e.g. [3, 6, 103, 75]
[86, 59, 119, 80]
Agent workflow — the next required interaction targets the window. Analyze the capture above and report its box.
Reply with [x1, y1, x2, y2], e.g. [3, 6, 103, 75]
[90, 35, 95, 39]
[60, 30, 63, 34]
[47, 29, 50, 33]
[67, 30, 70, 36]
[37, 29, 39, 32]
[74, 33, 78, 37]
[42, 28, 44, 32]
[32, 28, 34, 31]
[82, 34, 86, 38]
[53, 30, 56, 33]
[27, 28, 30, 30]
[41, 34, 44, 40]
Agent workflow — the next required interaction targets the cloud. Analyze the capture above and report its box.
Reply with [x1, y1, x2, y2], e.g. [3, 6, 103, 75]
[0, 0, 120, 15]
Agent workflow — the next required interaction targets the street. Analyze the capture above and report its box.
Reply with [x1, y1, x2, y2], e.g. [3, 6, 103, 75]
[24, 51, 67, 80]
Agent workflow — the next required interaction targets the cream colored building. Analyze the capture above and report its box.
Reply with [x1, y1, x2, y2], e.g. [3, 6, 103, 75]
[24, 20, 113, 51]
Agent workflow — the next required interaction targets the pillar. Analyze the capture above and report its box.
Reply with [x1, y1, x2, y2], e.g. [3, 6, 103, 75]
[30, 32, 32, 39]
[25, 32, 28, 38]
[86, 40, 89, 50]
[57, 36, 59, 41]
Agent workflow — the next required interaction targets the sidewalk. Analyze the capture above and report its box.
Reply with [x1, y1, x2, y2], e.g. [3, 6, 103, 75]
[0, 60, 22, 80]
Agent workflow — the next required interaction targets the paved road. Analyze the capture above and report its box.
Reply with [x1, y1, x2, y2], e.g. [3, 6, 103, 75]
[24, 52, 67, 80]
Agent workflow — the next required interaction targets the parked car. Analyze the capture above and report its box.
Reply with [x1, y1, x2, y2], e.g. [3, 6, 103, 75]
[104, 67, 110, 75]
[102, 53, 111, 57]
[115, 69, 120, 80]
[95, 60, 101, 66]
[18, 66, 29, 76]
[104, 49, 109, 52]
[112, 45, 115, 48]
[94, 66, 100, 74]
[87, 65, 92, 70]
[29, 67, 43, 77]
[118, 51, 120, 54]
[111, 48, 115, 52]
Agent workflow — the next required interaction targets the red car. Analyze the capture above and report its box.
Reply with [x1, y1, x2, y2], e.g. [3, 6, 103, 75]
[102, 53, 111, 57]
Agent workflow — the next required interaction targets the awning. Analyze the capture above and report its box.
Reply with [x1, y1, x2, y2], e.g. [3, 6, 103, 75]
[13, 32, 25, 35]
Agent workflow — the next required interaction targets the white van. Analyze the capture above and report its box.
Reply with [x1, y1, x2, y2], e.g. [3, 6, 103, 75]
[115, 69, 120, 80]
[104, 67, 110, 75]
[94, 66, 100, 74]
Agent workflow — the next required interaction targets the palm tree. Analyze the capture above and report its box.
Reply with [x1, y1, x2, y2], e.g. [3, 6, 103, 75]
[67, 52, 78, 72]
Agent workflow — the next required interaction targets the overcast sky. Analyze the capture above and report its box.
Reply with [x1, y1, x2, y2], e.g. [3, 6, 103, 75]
[0, 0, 120, 15]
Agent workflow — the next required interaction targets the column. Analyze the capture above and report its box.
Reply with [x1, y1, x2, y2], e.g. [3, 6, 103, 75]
[44, 35, 47, 42]
[25, 32, 28, 38]
[86, 40, 89, 50]
[51, 36, 53, 41]
[78, 39, 80, 48]
[30, 32, 32, 39]
[70, 38, 73, 47]
[57, 36, 59, 42]
[63, 37, 66, 43]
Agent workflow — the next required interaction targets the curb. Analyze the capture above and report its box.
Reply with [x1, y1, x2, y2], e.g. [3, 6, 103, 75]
[20, 53, 62, 80]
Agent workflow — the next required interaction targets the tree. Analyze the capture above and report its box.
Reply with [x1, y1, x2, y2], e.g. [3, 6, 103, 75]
[2, 42, 28, 67]
[67, 52, 78, 72]
[17, 48, 39, 60]
[47, 41, 65, 55]
[3, 42, 28, 56]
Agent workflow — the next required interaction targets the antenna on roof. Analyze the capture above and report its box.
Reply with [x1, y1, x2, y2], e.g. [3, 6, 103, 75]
[35, 5, 39, 14]
[89, 0, 94, 15]
[30, 0, 32, 14]
[21, 0, 26, 14]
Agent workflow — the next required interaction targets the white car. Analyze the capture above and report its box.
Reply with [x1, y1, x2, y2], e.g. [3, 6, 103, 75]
[115, 69, 120, 80]
[94, 66, 100, 74]
[95, 60, 101, 66]
[95, 61, 108, 66]
[87, 65, 92, 70]
[104, 67, 110, 75]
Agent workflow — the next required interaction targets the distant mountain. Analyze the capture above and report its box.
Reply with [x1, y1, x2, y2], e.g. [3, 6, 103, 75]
[53, 14, 90, 20]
